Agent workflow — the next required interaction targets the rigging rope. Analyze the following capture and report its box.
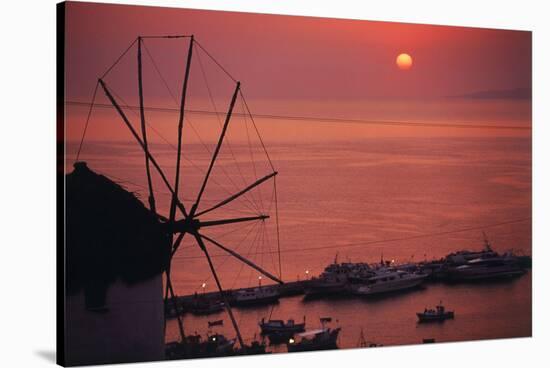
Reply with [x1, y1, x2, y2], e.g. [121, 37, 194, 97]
[194, 39, 237, 83]
[70, 43, 160, 170]
[176, 217, 532, 260]
[241, 96, 266, 213]
[75, 80, 99, 162]
[194, 42, 261, 212]
[66, 100, 532, 132]
[239, 90, 277, 172]
[101, 38, 138, 79]
[192, 220, 261, 292]
[273, 176, 283, 279]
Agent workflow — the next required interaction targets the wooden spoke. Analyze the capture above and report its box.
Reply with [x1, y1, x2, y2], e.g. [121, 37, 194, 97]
[200, 233, 283, 285]
[170, 36, 194, 222]
[99, 79, 189, 219]
[193, 233, 245, 350]
[199, 215, 269, 228]
[192, 82, 240, 214]
[171, 232, 186, 258]
[195, 171, 277, 217]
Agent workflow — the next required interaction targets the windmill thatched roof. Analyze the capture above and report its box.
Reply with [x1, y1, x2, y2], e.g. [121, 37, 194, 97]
[65, 162, 171, 310]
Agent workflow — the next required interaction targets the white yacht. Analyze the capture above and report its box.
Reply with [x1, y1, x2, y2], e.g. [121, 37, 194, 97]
[305, 262, 373, 297]
[447, 256, 525, 281]
[231, 286, 280, 306]
[350, 270, 428, 296]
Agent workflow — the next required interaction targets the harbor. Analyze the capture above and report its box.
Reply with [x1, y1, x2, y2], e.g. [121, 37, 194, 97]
[168, 241, 531, 310]
[166, 269, 531, 355]
[164, 244, 531, 356]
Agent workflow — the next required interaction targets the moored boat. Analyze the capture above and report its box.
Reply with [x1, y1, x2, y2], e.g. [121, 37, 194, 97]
[165, 333, 236, 359]
[304, 261, 360, 297]
[304, 274, 348, 297]
[417, 303, 454, 322]
[259, 316, 306, 334]
[234, 340, 269, 355]
[231, 286, 280, 307]
[266, 330, 295, 345]
[351, 270, 427, 296]
[286, 317, 340, 352]
[286, 327, 341, 352]
[202, 333, 236, 356]
[447, 256, 525, 282]
[165, 300, 186, 319]
[190, 297, 225, 315]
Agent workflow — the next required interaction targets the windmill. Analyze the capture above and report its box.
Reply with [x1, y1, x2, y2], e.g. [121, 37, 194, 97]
[78, 35, 284, 351]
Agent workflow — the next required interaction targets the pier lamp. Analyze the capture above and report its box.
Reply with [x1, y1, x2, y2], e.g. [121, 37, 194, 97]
[201, 282, 206, 294]
[258, 275, 262, 287]
[305, 270, 310, 280]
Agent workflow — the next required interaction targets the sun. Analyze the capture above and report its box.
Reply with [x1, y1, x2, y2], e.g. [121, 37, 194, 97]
[396, 53, 413, 70]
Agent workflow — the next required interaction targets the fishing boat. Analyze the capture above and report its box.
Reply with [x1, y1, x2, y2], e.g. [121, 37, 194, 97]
[165, 334, 202, 359]
[259, 316, 306, 334]
[203, 334, 236, 356]
[417, 302, 454, 322]
[190, 297, 225, 315]
[286, 327, 341, 352]
[350, 270, 428, 296]
[234, 339, 269, 355]
[164, 299, 186, 319]
[231, 286, 280, 307]
[266, 330, 295, 345]
[304, 274, 348, 297]
[304, 261, 357, 297]
[165, 333, 236, 359]
[286, 318, 340, 352]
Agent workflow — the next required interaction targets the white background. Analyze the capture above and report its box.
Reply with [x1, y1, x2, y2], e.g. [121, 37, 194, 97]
[0, 0, 548, 367]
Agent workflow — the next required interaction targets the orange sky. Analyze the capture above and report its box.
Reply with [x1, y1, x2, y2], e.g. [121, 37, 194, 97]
[63, 2, 532, 144]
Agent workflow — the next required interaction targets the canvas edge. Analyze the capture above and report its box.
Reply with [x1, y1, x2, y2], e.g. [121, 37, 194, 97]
[56, 1, 66, 367]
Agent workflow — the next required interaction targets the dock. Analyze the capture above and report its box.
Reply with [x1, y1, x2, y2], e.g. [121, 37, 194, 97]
[167, 252, 532, 316]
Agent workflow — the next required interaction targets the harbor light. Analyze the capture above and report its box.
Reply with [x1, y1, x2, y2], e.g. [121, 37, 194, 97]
[289, 338, 295, 344]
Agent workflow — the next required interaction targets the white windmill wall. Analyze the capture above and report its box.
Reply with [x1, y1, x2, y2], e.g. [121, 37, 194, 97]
[65, 275, 165, 366]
